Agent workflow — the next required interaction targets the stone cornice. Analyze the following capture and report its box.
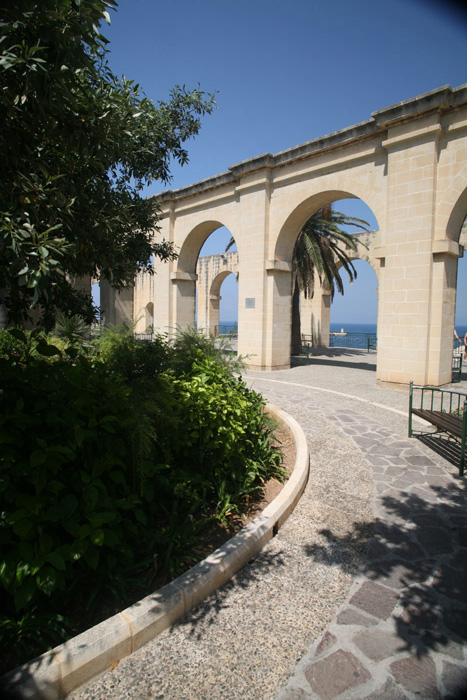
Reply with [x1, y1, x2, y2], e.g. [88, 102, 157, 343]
[155, 83, 467, 206]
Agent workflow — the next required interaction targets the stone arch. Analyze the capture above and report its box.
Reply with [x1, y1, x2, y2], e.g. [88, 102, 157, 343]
[176, 219, 240, 275]
[173, 221, 239, 333]
[130, 85, 467, 383]
[273, 187, 383, 264]
[271, 189, 381, 356]
[433, 182, 467, 380]
[197, 251, 239, 335]
[436, 166, 467, 242]
[209, 269, 237, 336]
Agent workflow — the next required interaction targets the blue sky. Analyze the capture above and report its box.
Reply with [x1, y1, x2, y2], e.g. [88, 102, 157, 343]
[103, 0, 467, 324]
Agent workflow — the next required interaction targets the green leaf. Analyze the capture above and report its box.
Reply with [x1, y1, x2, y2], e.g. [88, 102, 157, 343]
[45, 552, 67, 571]
[12, 519, 34, 537]
[30, 449, 46, 468]
[91, 530, 105, 546]
[59, 494, 78, 519]
[14, 577, 37, 612]
[84, 547, 99, 570]
[7, 328, 27, 344]
[36, 566, 57, 596]
[35, 340, 61, 357]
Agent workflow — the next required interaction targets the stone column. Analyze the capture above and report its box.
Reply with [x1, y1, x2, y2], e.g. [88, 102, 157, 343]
[376, 113, 453, 385]
[300, 285, 331, 347]
[99, 281, 134, 326]
[170, 272, 197, 333]
[262, 261, 294, 370]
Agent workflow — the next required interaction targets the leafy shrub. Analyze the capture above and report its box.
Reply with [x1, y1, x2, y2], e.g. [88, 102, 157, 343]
[169, 326, 245, 376]
[92, 324, 170, 384]
[53, 313, 90, 347]
[0, 329, 285, 668]
[0, 328, 26, 360]
[0, 349, 145, 641]
[168, 357, 285, 510]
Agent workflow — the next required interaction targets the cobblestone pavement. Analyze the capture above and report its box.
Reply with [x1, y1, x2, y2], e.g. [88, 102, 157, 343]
[249, 351, 467, 700]
[68, 350, 467, 700]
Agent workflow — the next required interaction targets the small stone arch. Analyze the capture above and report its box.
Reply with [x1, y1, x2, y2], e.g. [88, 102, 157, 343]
[172, 222, 239, 334]
[176, 220, 226, 274]
[197, 252, 239, 335]
[436, 167, 467, 242]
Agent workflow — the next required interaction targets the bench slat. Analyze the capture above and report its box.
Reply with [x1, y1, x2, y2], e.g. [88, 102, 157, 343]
[412, 408, 463, 438]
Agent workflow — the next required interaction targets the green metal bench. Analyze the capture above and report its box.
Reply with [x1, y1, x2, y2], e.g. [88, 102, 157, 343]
[408, 381, 467, 475]
[367, 336, 377, 352]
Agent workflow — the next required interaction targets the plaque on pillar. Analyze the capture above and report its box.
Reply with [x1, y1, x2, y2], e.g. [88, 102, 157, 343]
[245, 298, 255, 308]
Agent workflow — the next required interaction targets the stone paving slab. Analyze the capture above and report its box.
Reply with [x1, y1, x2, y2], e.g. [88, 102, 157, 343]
[265, 377, 467, 700]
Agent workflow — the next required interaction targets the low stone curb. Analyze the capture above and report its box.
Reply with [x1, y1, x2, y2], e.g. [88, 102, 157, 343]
[1, 404, 309, 700]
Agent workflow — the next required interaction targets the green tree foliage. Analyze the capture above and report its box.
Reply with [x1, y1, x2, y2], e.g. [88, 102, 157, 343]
[0, 0, 215, 326]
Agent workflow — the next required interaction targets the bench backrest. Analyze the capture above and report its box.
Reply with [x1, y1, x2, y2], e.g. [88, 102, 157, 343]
[409, 382, 467, 415]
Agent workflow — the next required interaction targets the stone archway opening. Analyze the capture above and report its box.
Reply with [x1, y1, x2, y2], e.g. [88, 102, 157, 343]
[287, 196, 380, 358]
[329, 259, 379, 344]
[194, 226, 239, 339]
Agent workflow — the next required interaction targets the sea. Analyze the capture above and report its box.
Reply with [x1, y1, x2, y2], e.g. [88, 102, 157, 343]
[219, 321, 467, 350]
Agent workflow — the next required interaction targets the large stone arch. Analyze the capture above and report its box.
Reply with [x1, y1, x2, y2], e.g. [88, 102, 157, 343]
[126, 84, 467, 385]
[428, 181, 467, 381]
[269, 188, 382, 364]
[273, 187, 384, 264]
[176, 220, 235, 274]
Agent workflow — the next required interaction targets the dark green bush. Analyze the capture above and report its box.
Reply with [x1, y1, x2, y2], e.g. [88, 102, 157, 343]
[93, 325, 171, 384]
[0, 350, 145, 621]
[0, 328, 285, 668]
[0, 328, 26, 359]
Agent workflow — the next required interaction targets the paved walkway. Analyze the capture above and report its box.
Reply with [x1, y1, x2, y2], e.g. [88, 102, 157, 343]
[69, 349, 467, 700]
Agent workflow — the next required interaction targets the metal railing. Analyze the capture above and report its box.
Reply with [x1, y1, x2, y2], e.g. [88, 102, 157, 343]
[214, 324, 238, 337]
[133, 333, 154, 341]
[329, 332, 377, 350]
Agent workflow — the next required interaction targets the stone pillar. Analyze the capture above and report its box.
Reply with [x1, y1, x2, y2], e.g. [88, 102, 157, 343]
[171, 272, 197, 333]
[376, 113, 456, 385]
[300, 285, 331, 347]
[261, 261, 294, 370]
[426, 244, 462, 384]
[99, 281, 134, 326]
[236, 168, 285, 370]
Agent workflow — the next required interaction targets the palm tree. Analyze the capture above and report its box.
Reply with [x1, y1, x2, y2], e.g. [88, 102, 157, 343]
[291, 204, 369, 354]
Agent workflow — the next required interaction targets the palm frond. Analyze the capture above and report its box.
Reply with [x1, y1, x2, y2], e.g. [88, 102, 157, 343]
[293, 204, 369, 300]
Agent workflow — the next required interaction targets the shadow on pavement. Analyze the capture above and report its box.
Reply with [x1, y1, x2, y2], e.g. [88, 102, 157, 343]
[169, 549, 288, 639]
[415, 432, 463, 472]
[301, 482, 467, 686]
[291, 356, 377, 372]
